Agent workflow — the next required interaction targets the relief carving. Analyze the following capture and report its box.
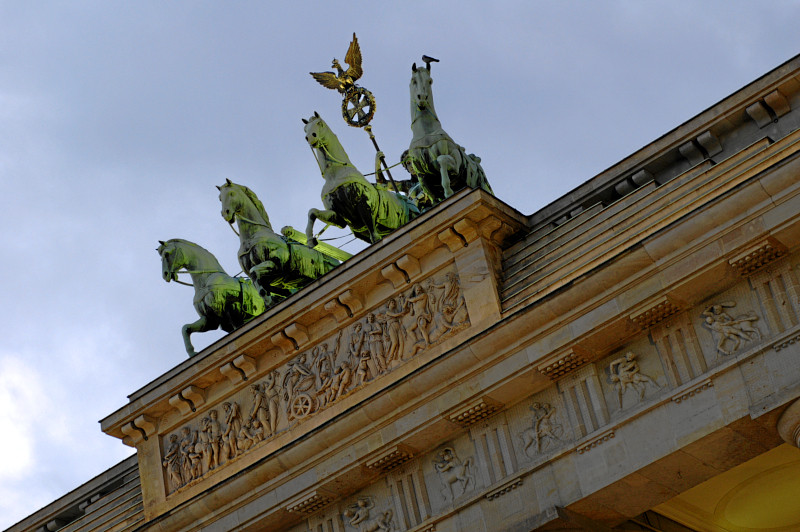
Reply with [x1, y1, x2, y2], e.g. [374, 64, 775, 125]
[701, 302, 762, 355]
[161, 269, 470, 494]
[608, 352, 658, 408]
[433, 447, 474, 501]
[520, 402, 564, 456]
[343, 497, 394, 532]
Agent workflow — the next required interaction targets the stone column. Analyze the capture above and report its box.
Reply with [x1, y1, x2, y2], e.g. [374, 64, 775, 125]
[777, 397, 800, 447]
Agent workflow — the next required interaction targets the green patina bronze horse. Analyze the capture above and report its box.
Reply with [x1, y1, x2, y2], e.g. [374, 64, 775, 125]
[158, 238, 266, 357]
[303, 112, 419, 246]
[405, 61, 493, 202]
[218, 179, 340, 305]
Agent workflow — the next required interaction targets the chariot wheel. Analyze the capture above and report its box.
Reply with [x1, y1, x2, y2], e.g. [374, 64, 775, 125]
[290, 392, 315, 419]
[341, 87, 376, 127]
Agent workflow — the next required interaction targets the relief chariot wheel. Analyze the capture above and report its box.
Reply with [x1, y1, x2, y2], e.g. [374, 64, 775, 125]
[341, 86, 376, 127]
[290, 392, 315, 419]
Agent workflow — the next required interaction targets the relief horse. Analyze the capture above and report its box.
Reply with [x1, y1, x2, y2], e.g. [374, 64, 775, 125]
[158, 239, 266, 357]
[405, 61, 493, 202]
[218, 179, 340, 306]
[303, 112, 419, 246]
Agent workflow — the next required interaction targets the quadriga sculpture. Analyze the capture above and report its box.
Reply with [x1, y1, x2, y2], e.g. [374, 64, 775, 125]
[218, 179, 340, 305]
[157, 239, 266, 357]
[405, 58, 493, 202]
[303, 112, 419, 246]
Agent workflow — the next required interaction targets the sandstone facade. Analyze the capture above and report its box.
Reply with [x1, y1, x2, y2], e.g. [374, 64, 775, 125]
[13, 55, 800, 532]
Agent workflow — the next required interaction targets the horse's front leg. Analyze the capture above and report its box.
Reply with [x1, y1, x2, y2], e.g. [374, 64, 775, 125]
[249, 260, 277, 283]
[306, 208, 345, 248]
[436, 154, 457, 198]
[182, 315, 215, 357]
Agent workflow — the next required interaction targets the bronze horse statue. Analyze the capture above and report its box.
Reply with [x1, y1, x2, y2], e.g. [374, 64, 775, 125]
[158, 239, 266, 357]
[405, 60, 493, 202]
[218, 179, 340, 306]
[303, 112, 419, 246]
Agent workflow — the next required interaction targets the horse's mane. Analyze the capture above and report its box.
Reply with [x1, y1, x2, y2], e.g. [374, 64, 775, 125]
[165, 238, 215, 256]
[229, 182, 272, 228]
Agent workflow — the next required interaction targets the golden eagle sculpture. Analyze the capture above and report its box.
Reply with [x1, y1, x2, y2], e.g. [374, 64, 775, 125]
[310, 33, 363, 95]
[310, 33, 375, 127]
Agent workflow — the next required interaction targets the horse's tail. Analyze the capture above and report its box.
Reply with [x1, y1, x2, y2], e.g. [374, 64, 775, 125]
[463, 150, 493, 195]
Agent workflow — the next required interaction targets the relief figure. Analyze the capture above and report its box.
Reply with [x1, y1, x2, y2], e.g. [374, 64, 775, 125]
[343, 497, 393, 532]
[163, 434, 183, 491]
[378, 298, 408, 364]
[701, 302, 762, 355]
[521, 402, 564, 456]
[283, 354, 317, 421]
[365, 313, 387, 373]
[406, 283, 433, 356]
[433, 447, 473, 501]
[262, 371, 281, 436]
[222, 401, 243, 459]
[608, 352, 659, 408]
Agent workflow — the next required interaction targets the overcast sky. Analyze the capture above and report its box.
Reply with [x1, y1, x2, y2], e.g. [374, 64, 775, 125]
[2, 2, 800, 529]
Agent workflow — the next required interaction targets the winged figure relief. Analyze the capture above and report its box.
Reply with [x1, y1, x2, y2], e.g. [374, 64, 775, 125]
[310, 33, 363, 94]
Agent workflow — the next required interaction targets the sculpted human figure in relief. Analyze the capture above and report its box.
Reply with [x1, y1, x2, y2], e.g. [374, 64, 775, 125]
[406, 282, 433, 355]
[701, 302, 762, 355]
[365, 313, 387, 373]
[521, 402, 564, 456]
[608, 352, 659, 408]
[343, 496, 393, 532]
[160, 271, 472, 492]
[163, 434, 183, 490]
[433, 447, 473, 501]
[378, 298, 408, 364]
[262, 371, 281, 436]
[222, 401, 243, 459]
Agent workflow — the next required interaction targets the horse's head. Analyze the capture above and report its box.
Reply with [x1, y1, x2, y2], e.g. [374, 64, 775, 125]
[410, 63, 434, 112]
[157, 239, 183, 282]
[217, 178, 243, 224]
[218, 178, 273, 228]
[302, 111, 327, 149]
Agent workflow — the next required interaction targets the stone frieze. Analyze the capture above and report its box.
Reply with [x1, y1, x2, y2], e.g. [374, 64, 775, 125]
[161, 269, 470, 494]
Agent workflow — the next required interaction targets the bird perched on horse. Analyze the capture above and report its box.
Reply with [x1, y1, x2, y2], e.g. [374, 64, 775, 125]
[405, 56, 493, 203]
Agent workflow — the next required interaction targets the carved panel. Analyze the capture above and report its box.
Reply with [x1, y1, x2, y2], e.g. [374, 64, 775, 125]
[557, 365, 608, 438]
[308, 509, 346, 532]
[342, 496, 394, 531]
[388, 459, 431, 530]
[469, 414, 517, 489]
[432, 446, 475, 503]
[158, 268, 471, 495]
[602, 350, 661, 412]
[517, 402, 566, 458]
[699, 301, 762, 356]
[507, 388, 570, 465]
[651, 312, 707, 388]
[749, 258, 800, 334]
